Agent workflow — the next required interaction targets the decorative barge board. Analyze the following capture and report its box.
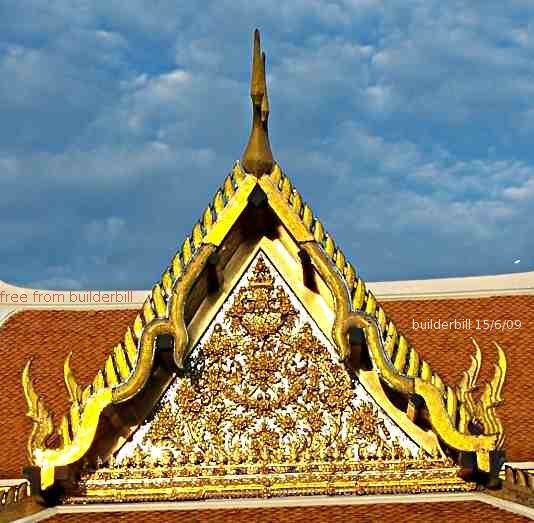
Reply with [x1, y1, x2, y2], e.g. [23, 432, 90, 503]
[21, 30, 508, 505]
[75, 253, 465, 501]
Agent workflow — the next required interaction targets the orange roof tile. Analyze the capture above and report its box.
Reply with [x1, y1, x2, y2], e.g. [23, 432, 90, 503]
[41, 501, 532, 522]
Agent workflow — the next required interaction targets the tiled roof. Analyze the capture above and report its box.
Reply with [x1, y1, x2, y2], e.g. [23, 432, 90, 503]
[0, 293, 532, 478]
[39, 501, 532, 522]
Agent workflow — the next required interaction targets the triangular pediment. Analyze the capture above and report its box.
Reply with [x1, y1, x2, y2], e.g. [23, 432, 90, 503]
[72, 252, 466, 501]
[22, 164, 506, 500]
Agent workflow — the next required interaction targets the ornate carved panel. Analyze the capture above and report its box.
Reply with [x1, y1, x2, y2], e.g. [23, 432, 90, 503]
[77, 252, 471, 501]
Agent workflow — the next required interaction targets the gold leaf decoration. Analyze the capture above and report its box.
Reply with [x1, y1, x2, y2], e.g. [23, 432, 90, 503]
[64, 352, 82, 404]
[79, 254, 466, 501]
[302, 204, 313, 229]
[223, 175, 235, 200]
[21, 360, 54, 463]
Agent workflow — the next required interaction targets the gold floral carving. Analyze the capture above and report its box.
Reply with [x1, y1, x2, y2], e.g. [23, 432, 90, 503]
[76, 255, 469, 502]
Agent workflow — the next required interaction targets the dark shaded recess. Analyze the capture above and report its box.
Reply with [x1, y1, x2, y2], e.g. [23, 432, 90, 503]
[299, 249, 319, 293]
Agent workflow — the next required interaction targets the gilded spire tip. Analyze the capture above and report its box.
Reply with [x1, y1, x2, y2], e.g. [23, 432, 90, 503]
[251, 29, 263, 98]
[241, 29, 275, 177]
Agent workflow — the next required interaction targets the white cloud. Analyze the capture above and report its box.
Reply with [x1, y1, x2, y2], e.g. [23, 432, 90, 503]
[85, 217, 126, 247]
[0, 154, 18, 177]
[2, 0, 534, 286]
[502, 178, 534, 201]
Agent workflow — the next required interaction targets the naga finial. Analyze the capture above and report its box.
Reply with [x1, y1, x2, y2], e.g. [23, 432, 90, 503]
[457, 338, 507, 448]
[22, 360, 54, 463]
[241, 29, 275, 177]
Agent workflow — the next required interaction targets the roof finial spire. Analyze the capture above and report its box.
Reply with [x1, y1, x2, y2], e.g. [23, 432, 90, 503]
[241, 29, 275, 177]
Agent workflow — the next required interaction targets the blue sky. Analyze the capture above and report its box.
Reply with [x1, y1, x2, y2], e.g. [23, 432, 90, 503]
[1, 1, 534, 289]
